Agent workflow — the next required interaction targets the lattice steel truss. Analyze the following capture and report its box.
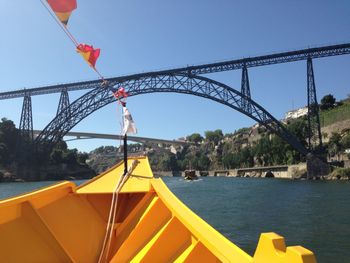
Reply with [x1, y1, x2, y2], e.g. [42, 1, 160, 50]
[241, 64, 252, 113]
[35, 74, 308, 155]
[0, 43, 349, 100]
[307, 57, 322, 151]
[19, 92, 33, 141]
[57, 88, 70, 116]
[56, 88, 71, 129]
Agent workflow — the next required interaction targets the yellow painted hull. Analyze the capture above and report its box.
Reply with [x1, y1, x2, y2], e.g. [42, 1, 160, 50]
[0, 156, 316, 262]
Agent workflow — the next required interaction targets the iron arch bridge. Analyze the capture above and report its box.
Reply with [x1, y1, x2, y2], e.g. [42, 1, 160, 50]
[35, 73, 308, 155]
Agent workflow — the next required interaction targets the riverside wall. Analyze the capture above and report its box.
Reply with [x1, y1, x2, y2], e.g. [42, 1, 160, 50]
[153, 163, 307, 179]
[210, 163, 307, 179]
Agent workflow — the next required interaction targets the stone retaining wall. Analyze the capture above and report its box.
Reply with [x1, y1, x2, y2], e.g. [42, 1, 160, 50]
[154, 163, 307, 179]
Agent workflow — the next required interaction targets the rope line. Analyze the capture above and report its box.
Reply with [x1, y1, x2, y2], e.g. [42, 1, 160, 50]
[39, 0, 105, 80]
[93, 67, 105, 81]
[39, 0, 78, 47]
[97, 160, 139, 263]
[97, 173, 122, 263]
[97, 101, 126, 263]
[39, 3, 134, 261]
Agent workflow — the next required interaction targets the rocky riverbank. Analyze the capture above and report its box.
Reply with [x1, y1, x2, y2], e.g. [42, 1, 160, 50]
[0, 163, 96, 182]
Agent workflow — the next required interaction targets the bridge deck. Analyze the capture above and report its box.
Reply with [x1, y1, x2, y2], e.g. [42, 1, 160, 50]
[0, 43, 349, 100]
[32, 130, 188, 145]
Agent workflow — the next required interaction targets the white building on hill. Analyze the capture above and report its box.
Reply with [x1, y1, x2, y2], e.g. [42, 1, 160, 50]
[284, 107, 308, 120]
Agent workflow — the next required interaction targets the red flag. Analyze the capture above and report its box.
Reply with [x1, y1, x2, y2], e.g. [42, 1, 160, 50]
[76, 44, 100, 68]
[113, 87, 129, 99]
[47, 0, 77, 25]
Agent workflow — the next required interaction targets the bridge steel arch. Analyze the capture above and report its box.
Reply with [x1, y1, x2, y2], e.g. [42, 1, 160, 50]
[35, 74, 308, 155]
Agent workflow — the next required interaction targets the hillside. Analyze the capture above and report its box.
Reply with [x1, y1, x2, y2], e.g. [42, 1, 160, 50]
[320, 98, 350, 127]
[87, 95, 350, 174]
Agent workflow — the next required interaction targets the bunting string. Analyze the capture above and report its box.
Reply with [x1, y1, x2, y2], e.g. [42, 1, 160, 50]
[39, 0, 103, 80]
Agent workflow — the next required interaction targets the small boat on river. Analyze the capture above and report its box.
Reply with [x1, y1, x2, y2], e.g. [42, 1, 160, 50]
[0, 156, 316, 262]
[184, 170, 198, 181]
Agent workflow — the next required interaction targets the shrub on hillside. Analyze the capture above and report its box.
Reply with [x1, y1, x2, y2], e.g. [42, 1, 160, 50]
[320, 94, 336, 110]
[330, 167, 350, 179]
[204, 129, 223, 145]
[187, 133, 203, 144]
[341, 133, 350, 149]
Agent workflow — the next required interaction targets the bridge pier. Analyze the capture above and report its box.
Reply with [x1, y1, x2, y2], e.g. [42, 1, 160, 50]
[306, 57, 328, 179]
[16, 92, 34, 165]
[306, 153, 330, 179]
[307, 57, 322, 150]
[241, 63, 252, 113]
[19, 92, 33, 141]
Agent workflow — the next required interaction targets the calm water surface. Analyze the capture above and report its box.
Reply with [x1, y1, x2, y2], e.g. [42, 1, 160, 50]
[0, 177, 349, 263]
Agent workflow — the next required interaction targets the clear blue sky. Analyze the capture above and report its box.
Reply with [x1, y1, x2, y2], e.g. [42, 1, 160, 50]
[1, 0, 349, 152]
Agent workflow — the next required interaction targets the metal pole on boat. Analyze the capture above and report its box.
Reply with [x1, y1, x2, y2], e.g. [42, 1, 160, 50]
[123, 134, 128, 176]
[120, 100, 128, 176]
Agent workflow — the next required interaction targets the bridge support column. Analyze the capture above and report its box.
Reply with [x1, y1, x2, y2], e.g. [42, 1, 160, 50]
[307, 57, 322, 150]
[306, 153, 330, 179]
[306, 58, 329, 178]
[241, 64, 252, 113]
[16, 92, 35, 168]
[19, 92, 33, 141]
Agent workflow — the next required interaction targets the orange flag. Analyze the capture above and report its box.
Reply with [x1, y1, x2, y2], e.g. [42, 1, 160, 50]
[47, 0, 77, 25]
[76, 44, 101, 68]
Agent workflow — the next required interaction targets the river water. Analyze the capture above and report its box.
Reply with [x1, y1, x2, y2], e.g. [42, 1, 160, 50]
[0, 177, 349, 263]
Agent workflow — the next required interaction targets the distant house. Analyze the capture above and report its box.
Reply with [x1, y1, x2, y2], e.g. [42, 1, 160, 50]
[284, 107, 308, 120]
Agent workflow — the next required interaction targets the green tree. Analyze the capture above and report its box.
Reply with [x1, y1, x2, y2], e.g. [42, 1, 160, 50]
[0, 118, 18, 160]
[197, 154, 210, 170]
[94, 146, 105, 154]
[270, 136, 287, 164]
[62, 149, 78, 165]
[222, 152, 239, 169]
[253, 136, 273, 166]
[0, 143, 9, 165]
[55, 140, 68, 151]
[77, 152, 89, 164]
[50, 149, 63, 164]
[287, 118, 308, 147]
[187, 133, 203, 144]
[238, 147, 254, 168]
[159, 153, 178, 171]
[188, 152, 211, 170]
[328, 132, 342, 157]
[205, 129, 223, 145]
[341, 133, 350, 149]
[320, 94, 336, 110]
